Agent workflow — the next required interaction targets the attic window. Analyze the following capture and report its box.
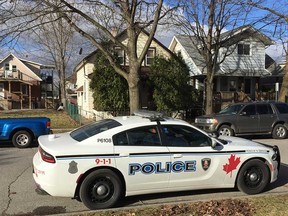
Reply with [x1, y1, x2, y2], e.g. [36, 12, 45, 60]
[114, 47, 125, 65]
[237, 44, 250, 55]
[145, 48, 155, 66]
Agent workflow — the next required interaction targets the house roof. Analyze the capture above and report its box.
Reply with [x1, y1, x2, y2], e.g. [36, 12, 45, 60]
[0, 53, 53, 81]
[219, 25, 273, 46]
[76, 86, 83, 92]
[73, 28, 176, 74]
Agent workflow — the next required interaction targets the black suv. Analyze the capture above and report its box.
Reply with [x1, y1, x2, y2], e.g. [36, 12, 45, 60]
[194, 101, 288, 139]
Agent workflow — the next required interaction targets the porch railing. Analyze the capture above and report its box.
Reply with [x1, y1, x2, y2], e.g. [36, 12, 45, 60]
[0, 69, 38, 84]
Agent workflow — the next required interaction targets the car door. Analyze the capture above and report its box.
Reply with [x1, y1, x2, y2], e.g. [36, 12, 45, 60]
[161, 124, 229, 189]
[113, 125, 171, 193]
[257, 104, 276, 132]
[237, 104, 259, 133]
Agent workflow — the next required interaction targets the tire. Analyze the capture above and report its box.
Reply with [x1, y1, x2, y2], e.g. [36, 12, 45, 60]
[218, 125, 234, 136]
[12, 130, 32, 148]
[236, 159, 269, 195]
[272, 124, 287, 139]
[79, 169, 123, 210]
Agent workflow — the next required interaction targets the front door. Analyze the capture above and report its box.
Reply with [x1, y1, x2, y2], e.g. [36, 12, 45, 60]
[161, 125, 229, 189]
[237, 104, 259, 133]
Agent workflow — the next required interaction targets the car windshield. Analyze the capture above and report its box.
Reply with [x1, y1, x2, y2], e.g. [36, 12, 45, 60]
[70, 119, 122, 142]
[218, 104, 245, 114]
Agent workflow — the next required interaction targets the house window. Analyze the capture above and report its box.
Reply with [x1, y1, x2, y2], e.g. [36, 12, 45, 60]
[114, 47, 125, 65]
[21, 84, 28, 95]
[4, 63, 9, 71]
[145, 48, 155, 66]
[237, 44, 250, 55]
[12, 65, 17, 72]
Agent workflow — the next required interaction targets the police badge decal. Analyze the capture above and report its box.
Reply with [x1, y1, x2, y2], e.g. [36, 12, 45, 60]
[68, 161, 78, 174]
[201, 158, 211, 171]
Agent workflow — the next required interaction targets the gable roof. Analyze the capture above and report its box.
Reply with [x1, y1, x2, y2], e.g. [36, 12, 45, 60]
[219, 25, 273, 46]
[0, 53, 44, 81]
[73, 28, 175, 73]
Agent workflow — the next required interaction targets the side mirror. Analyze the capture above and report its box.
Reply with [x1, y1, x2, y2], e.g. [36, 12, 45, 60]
[209, 131, 219, 138]
[211, 139, 217, 148]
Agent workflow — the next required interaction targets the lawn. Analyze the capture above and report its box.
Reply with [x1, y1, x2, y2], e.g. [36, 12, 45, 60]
[78, 194, 288, 216]
[0, 109, 79, 131]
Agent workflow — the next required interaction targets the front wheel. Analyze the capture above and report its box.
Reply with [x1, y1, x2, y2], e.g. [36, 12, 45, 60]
[12, 130, 32, 148]
[272, 124, 287, 139]
[79, 169, 123, 210]
[236, 159, 269, 195]
[218, 125, 234, 136]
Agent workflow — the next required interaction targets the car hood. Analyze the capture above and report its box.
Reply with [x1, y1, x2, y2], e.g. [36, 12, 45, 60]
[196, 113, 233, 119]
[217, 135, 272, 151]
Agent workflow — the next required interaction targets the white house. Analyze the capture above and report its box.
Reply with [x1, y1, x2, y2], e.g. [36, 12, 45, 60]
[169, 25, 274, 104]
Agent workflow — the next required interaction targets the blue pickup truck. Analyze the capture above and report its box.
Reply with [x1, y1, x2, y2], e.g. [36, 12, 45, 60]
[0, 117, 51, 148]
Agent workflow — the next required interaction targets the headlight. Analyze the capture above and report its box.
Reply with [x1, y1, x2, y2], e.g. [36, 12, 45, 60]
[206, 118, 218, 124]
[195, 118, 218, 124]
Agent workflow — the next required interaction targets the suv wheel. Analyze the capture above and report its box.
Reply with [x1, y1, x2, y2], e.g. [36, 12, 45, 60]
[218, 125, 234, 136]
[272, 124, 287, 139]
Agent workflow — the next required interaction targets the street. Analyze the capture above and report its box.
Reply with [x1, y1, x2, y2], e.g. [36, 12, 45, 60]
[0, 137, 288, 215]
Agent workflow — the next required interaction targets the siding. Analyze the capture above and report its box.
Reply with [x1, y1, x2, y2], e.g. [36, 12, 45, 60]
[220, 38, 266, 74]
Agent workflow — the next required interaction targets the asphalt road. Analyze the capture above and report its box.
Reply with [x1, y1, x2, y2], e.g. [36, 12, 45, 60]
[1, 137, 288, 216]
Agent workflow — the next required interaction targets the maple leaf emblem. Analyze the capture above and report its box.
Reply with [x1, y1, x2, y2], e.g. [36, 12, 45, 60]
[223, 154, 241, 177]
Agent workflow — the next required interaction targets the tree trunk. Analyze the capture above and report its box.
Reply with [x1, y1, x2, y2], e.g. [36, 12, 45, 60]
[205, 80, 213, 114]
[279, 54, 288, 102]
[127, 64, 140, 114]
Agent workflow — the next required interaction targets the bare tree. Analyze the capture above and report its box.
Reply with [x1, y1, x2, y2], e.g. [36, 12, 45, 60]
[244, 0, 288, 102]
[30, 13, 76, 106]
[173, 0, 257, 114]
[0, 0, 177, 114]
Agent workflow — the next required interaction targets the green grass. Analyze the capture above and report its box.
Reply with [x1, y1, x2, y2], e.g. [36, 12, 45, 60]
[0, 109, 79, 130]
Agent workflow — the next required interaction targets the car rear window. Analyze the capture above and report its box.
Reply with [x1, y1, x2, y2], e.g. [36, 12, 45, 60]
[70, 119, 122, 142]
[274, 103, 288, 114]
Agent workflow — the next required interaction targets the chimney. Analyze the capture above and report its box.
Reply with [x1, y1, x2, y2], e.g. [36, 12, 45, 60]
[111, 27, 118, 37]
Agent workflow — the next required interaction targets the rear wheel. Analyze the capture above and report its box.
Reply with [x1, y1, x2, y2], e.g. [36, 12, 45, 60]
[12, 130, 32, 148]
[237, 159, 269, 194]
[218, 125, 234, 136]
[272, 124, 287, 139]
[80, 169, 123, 210]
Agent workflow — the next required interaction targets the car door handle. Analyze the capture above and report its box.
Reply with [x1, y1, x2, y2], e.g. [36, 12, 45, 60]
[173, 154, 183, 158]
[119, 153, 129, 157]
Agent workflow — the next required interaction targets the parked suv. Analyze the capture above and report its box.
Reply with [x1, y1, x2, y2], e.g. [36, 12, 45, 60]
[194, 101, 288, 139]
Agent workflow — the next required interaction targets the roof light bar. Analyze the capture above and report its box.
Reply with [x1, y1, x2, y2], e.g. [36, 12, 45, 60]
[133, 110, 165, 121]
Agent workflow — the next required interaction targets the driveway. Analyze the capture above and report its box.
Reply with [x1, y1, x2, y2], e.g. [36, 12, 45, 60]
[1, 137, 288, 215]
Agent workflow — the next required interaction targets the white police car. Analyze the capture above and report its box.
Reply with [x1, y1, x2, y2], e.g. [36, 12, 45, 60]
[33, 110, 280, 210]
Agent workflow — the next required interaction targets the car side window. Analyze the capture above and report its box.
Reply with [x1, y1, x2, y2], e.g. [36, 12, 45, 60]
[162, 125, 211, 147]
[275, 103, 288, 114]
[257, 104, 273, 115]
[241, 104, 256, 115]
[113, 126, 161, 146]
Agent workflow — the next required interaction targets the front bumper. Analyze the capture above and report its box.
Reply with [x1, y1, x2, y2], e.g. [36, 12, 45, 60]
[194, 123, 217, 133]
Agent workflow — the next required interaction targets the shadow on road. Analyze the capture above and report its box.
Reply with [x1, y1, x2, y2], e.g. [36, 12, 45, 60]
[268, 163, 288, 189]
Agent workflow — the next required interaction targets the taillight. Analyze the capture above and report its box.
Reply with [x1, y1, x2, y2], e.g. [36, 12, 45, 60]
[46, 121, 51, 129]
[39, 146, 55, 163]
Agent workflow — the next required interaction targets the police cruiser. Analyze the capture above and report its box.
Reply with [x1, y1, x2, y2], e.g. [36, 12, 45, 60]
[33, 110, 280, 210]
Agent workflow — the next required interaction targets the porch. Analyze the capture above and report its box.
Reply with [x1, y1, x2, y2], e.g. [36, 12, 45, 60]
[213, 91, 277, 113]
[0, 69, 41, 110]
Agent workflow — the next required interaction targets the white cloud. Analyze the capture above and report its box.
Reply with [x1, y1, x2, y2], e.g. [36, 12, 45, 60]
[266, 42, 286, 63]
